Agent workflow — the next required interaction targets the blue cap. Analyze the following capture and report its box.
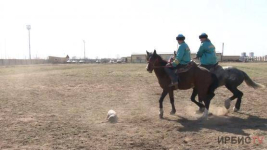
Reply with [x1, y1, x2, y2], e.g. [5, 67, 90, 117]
[199, 33, 208, 39]
[176, 34, 185, 40]
[177, 34, 185, 38]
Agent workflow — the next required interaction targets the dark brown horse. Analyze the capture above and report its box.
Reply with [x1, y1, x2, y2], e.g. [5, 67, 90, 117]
[146, 50, 219, 119]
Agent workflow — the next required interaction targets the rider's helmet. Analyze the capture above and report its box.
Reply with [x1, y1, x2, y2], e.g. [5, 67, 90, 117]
[176, 34, 185, 41]
[199, 33, 208, 39]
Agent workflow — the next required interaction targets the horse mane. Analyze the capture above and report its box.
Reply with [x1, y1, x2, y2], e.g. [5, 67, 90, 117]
[155, 54, 168, 66]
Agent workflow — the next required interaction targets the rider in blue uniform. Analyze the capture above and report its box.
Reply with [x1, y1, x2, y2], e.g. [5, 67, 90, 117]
[196, 33, 218, 70]
[165, 34, 191, 87]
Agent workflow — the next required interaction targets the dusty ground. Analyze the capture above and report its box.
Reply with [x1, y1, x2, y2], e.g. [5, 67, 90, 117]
[0, 63, 266, 150]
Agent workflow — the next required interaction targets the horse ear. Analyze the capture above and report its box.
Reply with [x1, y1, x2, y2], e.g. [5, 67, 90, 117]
[153, 49, 157, 55]
[146, 50, 149, 55]
[174, 51, 177, 55]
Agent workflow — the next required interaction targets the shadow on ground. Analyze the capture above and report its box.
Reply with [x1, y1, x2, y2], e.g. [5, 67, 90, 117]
[163, 112, 267, 136]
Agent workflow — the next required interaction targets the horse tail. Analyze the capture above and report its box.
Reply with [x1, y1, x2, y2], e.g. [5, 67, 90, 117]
[243, 72, 265, 89]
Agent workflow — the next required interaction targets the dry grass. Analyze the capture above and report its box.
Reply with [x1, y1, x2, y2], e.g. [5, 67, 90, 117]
[0, 63, 266, 149]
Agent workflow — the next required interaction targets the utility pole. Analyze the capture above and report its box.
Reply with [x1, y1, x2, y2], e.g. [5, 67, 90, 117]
[221, 42, 224, 62]
[26, 25, 31, 60]
[83, 40, 85, 60]
[4, 39, 6, 59]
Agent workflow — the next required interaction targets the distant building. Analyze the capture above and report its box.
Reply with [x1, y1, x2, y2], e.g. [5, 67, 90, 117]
[48, 55, 69, 64]
[240, 52, 247, 62]
[131, 53, 174, 63]
[241, 52, 246, 57]
[131, 54, 147, 63]
[249, 52, 254, 57]
[159, 53, 174, 61]
[222, 55, 240, 62]
[126, 57, 131, 63]
[216, 53, 222, 62]
[121, 56, 132, 63]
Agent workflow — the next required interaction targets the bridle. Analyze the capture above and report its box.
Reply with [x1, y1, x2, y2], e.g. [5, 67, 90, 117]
[147, 57, 158, 69]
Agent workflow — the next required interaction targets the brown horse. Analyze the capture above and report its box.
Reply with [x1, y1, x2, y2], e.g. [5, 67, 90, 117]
[146, 50, 218, 119]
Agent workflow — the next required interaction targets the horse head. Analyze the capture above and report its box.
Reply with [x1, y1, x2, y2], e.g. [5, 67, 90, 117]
[146, 50, 161, 73]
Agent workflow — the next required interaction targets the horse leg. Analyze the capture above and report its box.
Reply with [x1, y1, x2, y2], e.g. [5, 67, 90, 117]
[201, 96, 211, 120]
[233, 88, 243, 112]
[198, 92, 211, 120]
[159, 90, 168, 119]
[169, 90, 176, 115]
[224, 95, 236, 109]
[224, 84, 238, 109]
[191, 88, 205, 113]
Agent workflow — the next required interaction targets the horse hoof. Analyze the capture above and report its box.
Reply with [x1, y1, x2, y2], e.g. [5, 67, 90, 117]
[159, 109, 164, 119]
[159, 113, 163, 119]
[195, 107, 205, 114]
[170, 110, 176, 115]
[198, 108, 209, 120]
[233, 107, 239, 112]
[224, 99, 231, 109]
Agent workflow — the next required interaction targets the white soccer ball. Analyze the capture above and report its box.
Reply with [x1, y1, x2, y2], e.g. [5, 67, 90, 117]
[107, 110, 118, 123]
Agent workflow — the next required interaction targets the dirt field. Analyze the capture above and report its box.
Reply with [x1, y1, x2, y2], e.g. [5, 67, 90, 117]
[0, 63, 266, 150]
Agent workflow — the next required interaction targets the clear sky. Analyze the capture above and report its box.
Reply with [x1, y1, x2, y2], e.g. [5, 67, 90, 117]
[0, 0, 266, 59]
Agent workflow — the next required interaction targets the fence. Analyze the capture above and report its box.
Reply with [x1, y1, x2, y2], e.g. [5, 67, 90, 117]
[241, 56, 267, 62]
[0, 59, 49, 66]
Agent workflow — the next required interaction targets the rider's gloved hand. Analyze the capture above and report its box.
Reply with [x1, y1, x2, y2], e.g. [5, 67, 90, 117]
[171, 62, 177, 67]
[168, 57, 175, 63]
[171, 59, 179, 67]
[166, 63, 172, 67]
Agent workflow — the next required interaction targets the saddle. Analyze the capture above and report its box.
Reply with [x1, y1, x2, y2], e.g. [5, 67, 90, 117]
[175, 61, 197, 74]
[209, 63, 220, 72]
[198, 62, 219, 72]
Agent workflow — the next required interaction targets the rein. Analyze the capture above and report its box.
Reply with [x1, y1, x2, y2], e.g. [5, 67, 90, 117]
[152, 66, 173, 69]
[148, 58, 173, 69]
